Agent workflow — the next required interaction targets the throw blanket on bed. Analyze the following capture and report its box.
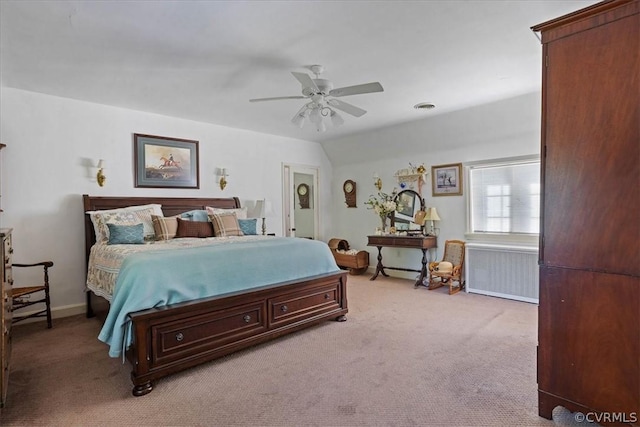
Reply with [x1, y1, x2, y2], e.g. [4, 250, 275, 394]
[98, 237, 340, 358]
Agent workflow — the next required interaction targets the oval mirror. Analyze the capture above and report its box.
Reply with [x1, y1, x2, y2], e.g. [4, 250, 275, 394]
[392, 189, 425, 234]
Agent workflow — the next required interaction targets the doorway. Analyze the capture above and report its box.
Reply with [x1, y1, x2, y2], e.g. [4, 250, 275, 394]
[282, 164, 319, 239]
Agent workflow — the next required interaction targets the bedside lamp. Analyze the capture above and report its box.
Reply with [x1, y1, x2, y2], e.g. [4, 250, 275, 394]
[254, 198, 273, 235]
[424, 207, 441, 236]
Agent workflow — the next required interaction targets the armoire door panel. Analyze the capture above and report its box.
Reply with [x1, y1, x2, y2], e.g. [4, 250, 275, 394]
[538, 267, 640, 414]
[541, 11, 639, 276]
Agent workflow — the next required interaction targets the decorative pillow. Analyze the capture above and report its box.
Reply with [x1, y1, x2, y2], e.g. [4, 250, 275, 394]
[238, 218, 258, 236]
[152, 214, 179, 241]
[180, 210, 210, 222]
[209, 213, 244, 237]
[87, 204, 163, 244]
[175, 217, 214, 238]
[205, 206, 248, 220]
[107, 223, 144, 245]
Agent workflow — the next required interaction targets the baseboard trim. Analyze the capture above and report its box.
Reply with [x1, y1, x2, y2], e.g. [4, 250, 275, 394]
[13, 303, 85, 325]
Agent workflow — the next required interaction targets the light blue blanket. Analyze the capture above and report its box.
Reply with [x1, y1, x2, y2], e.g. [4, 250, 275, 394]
[98, 237, 340, 357]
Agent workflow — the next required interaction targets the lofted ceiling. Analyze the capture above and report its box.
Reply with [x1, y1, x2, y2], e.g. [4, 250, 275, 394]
[0, 0, 598, 143]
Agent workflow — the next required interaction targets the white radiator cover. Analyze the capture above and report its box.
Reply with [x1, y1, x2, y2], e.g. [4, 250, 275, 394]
[465, 243, 539, 303]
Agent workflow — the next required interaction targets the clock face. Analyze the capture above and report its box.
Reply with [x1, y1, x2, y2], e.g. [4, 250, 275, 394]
[344, 182, 353, 193]
[298, 184, 308, 196]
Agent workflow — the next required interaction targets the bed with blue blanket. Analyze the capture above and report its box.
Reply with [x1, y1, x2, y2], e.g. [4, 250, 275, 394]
[83, 195, 348, 396]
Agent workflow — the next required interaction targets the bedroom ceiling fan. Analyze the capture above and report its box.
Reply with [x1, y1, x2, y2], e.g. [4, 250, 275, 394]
[249, 65, 384, 132]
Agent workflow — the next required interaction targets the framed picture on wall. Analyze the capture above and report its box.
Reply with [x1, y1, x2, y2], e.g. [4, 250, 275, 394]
[432, 163, 462, 196]
[134, 133, 200, 188]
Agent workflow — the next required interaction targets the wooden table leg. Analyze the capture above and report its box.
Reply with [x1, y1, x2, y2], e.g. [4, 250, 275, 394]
[370, 246, 389, 280]
[414, 248, 428, 287]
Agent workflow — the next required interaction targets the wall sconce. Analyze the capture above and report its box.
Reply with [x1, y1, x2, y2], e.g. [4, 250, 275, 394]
[373, 172, 382, 191]
[96, 159, 106, 187]
[219, 168, 228, 190]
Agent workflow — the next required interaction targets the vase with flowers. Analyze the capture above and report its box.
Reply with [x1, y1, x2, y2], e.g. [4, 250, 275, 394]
[365, 190, 401, 233]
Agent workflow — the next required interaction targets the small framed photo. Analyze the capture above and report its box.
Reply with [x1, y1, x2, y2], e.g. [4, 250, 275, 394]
[432, 163, 462, 196]
[134, 134, 199, 188]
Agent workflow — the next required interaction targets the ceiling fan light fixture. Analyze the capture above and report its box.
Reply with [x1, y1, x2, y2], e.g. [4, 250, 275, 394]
[251, 65, 383, 133]
[292, 111, 306, 128]
[309, 107, 322, 124]
[330, 110, 344, 127]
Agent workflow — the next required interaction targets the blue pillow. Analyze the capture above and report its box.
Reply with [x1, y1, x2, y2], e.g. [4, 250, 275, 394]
[181, 210, 209, 222]
[107, 223, 144, 244]
[238, 218, 257, 235]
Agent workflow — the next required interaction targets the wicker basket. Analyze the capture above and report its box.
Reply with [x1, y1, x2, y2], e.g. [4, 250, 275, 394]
[328, 238, 369, 275]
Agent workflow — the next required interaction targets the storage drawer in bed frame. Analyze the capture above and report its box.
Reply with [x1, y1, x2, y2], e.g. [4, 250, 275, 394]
[126, 271, 348, 396]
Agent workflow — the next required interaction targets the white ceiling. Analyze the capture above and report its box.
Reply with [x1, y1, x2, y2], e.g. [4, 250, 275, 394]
[0, 0, 598, 143]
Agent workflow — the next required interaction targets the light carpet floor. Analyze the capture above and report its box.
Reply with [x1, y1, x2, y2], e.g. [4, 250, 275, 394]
[2, 274, 583, 426]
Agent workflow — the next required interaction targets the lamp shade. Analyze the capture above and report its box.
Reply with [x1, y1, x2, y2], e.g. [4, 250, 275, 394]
[254, 199, 273, 218]
[97, 159, 105, 169]
[424, 207, 441, 221]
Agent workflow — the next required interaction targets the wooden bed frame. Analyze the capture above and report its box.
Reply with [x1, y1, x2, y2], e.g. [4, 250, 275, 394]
[82, 195, 348, 396]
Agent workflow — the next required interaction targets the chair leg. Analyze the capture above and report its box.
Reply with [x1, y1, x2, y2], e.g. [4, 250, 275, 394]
[448, 278, 464, 295]
[45, 286, 52, 328]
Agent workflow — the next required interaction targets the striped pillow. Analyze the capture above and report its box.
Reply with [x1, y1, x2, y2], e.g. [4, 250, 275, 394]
[175, 217, 214, 238]
[151, 215, 179, 240]
[209, 213, 243, 237]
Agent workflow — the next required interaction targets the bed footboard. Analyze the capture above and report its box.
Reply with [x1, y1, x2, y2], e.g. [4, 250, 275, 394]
[126, 271, 348, 396]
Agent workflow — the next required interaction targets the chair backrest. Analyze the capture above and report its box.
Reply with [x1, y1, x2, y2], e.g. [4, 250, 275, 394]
[442, 240, 465, 267]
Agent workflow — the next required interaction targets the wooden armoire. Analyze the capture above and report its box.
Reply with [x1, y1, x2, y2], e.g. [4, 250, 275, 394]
[532, 0, 639, 424]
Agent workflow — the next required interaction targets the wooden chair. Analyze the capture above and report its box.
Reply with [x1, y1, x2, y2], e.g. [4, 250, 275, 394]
[428, 240, 465, 295]
[11, 261, 53, 328]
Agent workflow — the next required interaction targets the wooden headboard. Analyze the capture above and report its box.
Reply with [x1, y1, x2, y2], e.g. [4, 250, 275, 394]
[82, 194, 241, 263]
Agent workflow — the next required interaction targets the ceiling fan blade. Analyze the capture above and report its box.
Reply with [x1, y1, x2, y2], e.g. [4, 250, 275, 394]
[329, 82, 384, 97]
[291, 72, 319, 92]
[328, 99, 367, 117]
[250, 96, 306, 103]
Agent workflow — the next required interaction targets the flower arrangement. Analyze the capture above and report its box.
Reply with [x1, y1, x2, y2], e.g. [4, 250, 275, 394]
[365, 190, 401, 229]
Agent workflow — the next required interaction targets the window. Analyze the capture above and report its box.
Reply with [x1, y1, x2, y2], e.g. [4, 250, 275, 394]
[466, 156, 540, 245]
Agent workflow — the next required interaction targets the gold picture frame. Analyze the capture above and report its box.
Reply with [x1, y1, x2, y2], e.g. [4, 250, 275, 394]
[431, 163, 462, 196]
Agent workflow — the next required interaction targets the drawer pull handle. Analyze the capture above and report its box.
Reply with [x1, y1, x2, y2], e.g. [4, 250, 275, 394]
[280, 305, 288, 312]
[324, 293, 330, 299]
[175, 332, 184, 342]
[243, 315, 251, 323]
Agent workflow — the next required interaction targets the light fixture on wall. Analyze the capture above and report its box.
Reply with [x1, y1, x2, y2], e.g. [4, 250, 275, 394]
[424, 207, 441, 236]
[373, 172, 382, 191]
[219, 168, 228, 190]
[96, 159, 106, 187]
[254, 198, 273, 235]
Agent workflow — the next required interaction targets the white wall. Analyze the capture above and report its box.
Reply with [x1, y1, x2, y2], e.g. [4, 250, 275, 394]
[0, 87, 543, 314]
[0, 87, 334, 314]
[323, 92, 541, 279]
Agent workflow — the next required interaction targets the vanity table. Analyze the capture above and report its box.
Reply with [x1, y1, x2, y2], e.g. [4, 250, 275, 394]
[367, 234, 437, 287]
[367, 189, 437, 287]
